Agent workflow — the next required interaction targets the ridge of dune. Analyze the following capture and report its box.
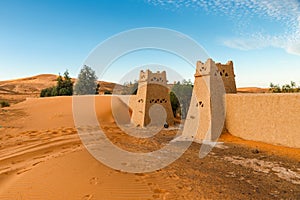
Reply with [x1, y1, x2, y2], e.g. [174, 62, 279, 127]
[0, 74, 128, 104]
[237, 87, 269, 93]
[0, 74, 57, 83]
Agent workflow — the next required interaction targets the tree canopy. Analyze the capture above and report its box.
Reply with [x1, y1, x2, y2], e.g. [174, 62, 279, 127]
[170, 79, 193, 119]
[121, 80, 138, 95]
[74, 65, 98, 95]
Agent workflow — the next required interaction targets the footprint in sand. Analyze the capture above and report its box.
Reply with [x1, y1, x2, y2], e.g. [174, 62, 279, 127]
[82, 194, 93, 200]
[26, 131, 37, 136]
[89, 177, 99, 185]
[7, 134, 13, 138]
[65, 128, 75, 134]
[11, 160, 24, 164]
[45, 130, 53, 134]
[33, 155, 46, 160]
[168, 173, 180, 180]
[176, 183, 193, 192]
[17, 168, 31, 175]
[51, 131, 59, 135]
[152, 188, 169, 199]
[43, 150, 53, 154]
[32, 161, 44, 166]
[134, 173, 146, 177]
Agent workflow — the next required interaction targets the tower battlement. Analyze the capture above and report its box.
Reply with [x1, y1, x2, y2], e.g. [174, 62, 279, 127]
[195, 59, 216, 77]
[195, 59, 237, 93]
[215, 60, 237, 93]
[139, 69, 167, 85]
[215, 61, 235, 79]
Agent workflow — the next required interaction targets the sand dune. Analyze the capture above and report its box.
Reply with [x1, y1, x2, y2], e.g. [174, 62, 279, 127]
[0, 74, 127, 105]
[0, 95, 300, 199]
[0, 96, 173, 199]
[237, 87, 269, 93]
[0, 74, 57, 104]
[0, 74, 58, 97]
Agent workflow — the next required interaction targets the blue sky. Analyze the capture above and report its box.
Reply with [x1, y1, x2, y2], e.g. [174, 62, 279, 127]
[0, 0, 300, 87]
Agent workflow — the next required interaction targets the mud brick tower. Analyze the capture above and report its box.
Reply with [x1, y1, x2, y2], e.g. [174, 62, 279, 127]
[216, 61, 237, 93]
[131, 69, 174, 127]
[183, 59, 230, 141]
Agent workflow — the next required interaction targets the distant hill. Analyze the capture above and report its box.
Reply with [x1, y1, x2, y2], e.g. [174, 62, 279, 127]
[0, 74, 58, 95]
[0, 74, 58, 104]
[0, 74, 124, 104]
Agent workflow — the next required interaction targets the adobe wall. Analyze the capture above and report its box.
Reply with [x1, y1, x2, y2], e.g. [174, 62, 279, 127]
[225, 93, 300, 148]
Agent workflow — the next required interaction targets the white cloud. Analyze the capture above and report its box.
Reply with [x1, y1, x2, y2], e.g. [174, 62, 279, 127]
[147, 0, 300, 55]
[223, 37, 268, 50]
[286, 42, 300, 56]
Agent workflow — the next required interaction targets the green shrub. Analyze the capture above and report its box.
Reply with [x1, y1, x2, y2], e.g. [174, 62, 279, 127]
[0, 101, 10, 108]
[269, 83, 281, 93]
[40, 86, 57, 97]
[104, 90, 112, 95]
[40, 70, 73, 97]
[269, 81, 300, 93]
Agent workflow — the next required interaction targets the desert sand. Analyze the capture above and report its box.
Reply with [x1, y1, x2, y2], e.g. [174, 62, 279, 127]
[237, 87, 269, 93]
[0, 76, 300, 199]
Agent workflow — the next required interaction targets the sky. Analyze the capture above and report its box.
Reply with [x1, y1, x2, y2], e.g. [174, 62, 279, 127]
[0, 0, 300, 87]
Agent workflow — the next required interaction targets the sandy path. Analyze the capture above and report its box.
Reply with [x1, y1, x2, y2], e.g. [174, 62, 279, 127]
[0, 150, 155, 200]
[0, 96, 299, 199]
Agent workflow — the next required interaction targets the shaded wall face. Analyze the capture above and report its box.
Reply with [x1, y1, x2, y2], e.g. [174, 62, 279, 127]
[144, 84, 174, 126]
[130, 83, 174, 127]
[215, 64, 237, 94]
[225, 94, 300, 148]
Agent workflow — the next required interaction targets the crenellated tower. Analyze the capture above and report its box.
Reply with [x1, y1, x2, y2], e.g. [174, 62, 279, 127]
[215, 61, 237, 93]
[131, 69, 174, 127]
[183, 59, 230, 141]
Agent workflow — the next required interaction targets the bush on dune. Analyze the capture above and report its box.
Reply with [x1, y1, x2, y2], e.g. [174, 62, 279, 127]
[0, 101, 10, 108]
[40, 70, 73, 97]
[269, 81, 300, 93]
